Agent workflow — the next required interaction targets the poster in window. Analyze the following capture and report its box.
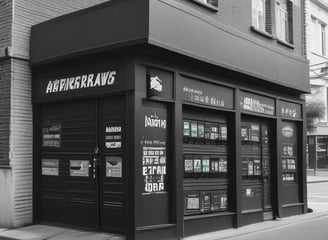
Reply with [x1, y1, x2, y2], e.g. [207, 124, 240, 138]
[282, 159, 287, 170]
[204, 122, 211, 140]
[242, 158, 249, 176]
[219, 158, 228, 172]
[42, 122, 61, 148]
[211, 192, 220, 211]
[184, 157, 194, 173]
[211, 159, 219, 173]
[220, 195, 228, 209]
[42, 159, 59, 176]
[191, 122, 198, 137]
[220, 125, 227, 140]
[287, 159, 296, 170]
[283, 144, 294, 157]
[241, 127, 249, 141]
[251, 124, 260, 142]
[198, 122, 205, 138]
[202, 193, 211, 212]
[105, 123, 122, 149]
[283, 173, 295, 182]
[70, 160, 89, 177]
[106, 156, 122, 177]
[183, 121, 190, 136]
[194, 158, 202, 172]
[211, 124, 219, 140]
[202, 157, 210, 172]
[253, 159, 261, 175]
[248, 160, 254, 175]
[185, 193, 200, 210]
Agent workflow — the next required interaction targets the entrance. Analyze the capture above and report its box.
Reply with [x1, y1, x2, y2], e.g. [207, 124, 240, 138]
[240, 118, 274, 219]
[37, 96, 125, 233]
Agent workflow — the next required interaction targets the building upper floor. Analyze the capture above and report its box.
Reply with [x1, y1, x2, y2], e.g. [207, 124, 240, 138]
[30, 0, 309, 94]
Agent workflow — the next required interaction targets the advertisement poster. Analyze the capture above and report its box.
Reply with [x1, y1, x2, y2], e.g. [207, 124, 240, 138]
[70, 160, 89, 177]
[105, 123, 122, 149]
[184, 158, 194, 173]
[191, 122, 198, 137]
[194, 159, 202, 172]
[202, 158, 210, 172]
[219, 159, 228, 172]
[251, 124, 260, 142]
[186, 193, 200, 210]
[241, 127, 249, 141]
[220, 195, 228, 209]
[183, 121, 190, 136]
[42, 159, 59, 176]
[42, 122, 61, 148]
[202, 193, 211, 212]
[220, 125, 227, 140]
[198, 123, 205, 138]
[142, 106, 168, 194]
[106, 156, 122, 177]
[211, 192, 220, 211]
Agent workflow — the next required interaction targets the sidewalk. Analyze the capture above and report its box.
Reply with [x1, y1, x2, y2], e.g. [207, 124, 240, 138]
[307, 169, 328, 183]
[1, 171, 328, 240]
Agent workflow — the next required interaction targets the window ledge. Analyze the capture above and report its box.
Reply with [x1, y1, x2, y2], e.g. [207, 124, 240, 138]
[250, 26, 274, 39]
[191, 0, 219, 12]
[0, 165, 11, 169]
[276, 39, 295, 49]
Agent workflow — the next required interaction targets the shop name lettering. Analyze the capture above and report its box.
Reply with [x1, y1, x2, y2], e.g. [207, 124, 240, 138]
[106, 126, 121, 133]
[242, 97, 275, 115]
[145, 114, 166, 129]
[183, 86, 225, 107]
[281, 107, 298, 118]
[45, 70, 116, 94]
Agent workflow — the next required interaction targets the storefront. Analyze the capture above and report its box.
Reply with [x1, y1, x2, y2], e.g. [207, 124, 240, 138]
[30, 1, 308, 239]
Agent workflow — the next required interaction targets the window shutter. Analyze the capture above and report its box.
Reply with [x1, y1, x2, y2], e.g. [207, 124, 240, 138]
[287, 0, 293, 44]
[265, 0, 272, 34]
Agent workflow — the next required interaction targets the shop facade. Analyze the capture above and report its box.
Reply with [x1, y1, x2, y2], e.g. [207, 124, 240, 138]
[30, 0, 309, 239]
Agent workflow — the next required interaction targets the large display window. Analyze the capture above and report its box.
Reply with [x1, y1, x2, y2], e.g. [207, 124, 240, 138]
[182, 106, 230, 216]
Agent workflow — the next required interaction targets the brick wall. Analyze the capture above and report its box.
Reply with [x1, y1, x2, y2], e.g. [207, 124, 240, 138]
[7, 0, 108, 227]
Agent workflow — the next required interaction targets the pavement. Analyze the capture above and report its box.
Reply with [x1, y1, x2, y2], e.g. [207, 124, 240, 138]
[0, 170, 328, 240]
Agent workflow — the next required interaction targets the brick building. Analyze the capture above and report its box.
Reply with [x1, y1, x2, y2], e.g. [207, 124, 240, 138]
[2, 0, 309, 239]
[0, 0, 107, 228]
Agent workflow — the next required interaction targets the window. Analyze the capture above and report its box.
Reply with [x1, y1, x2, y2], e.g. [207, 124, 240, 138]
[275, 0, 293, 44]
[191, 0, 219, 11]
[311, 17, 327, 56]
[252, 0, 266, 32]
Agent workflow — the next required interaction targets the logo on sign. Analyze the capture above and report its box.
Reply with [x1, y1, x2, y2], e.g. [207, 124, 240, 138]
[150, 76, 163, 93]
[282, 125, 294, 138]
[145, 112, 166, 129]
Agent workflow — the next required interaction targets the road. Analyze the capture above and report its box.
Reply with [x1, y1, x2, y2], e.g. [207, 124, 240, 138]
[223, 182, 328, 240]
[308, 182, 328, 212]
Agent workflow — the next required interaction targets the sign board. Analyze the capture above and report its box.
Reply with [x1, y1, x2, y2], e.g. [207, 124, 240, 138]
[42, 122, 61, 148]
[181, 76, 234, 109]
[33, 62, 126, 103]
[141, 105, 168, 194]
[105, 123, 122, 149]
[106, 156, 122, 177]
[70, 160, 89, 177]
[280, 101, 302, 119]
[42, 159, 59, 176]
[240, 91, 275, 116]
[147, 68, 173, 99]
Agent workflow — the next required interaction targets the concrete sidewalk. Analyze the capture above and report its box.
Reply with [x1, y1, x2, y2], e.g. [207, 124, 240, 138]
[307, 169, 328, 183]
[1, 171, 328, 240]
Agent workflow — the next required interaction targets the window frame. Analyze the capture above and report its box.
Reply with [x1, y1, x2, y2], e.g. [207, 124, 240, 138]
[252, 0, 267, 32]
[191, 0, 219, 11]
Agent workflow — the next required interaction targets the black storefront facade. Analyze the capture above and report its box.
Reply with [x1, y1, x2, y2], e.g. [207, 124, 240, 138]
[30, 1, 309, 240]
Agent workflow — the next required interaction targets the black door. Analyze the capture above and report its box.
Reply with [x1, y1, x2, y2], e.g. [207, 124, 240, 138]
[240, 119, 273, 218]
[37, 97, 125, 233]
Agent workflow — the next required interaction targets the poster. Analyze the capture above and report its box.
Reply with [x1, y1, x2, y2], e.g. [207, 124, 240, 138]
[253, 159, 261, 175]
[211, 159, 219, 173]
[204, 122, 211, 140]
[191, 122, 198, 137]
[186, 193, 200, 210]
[202, 193, 211, 212]
[184, 158, 194, 173]
[220, 195, 228, 209]
[251, 124, 260, 142]
[287, 159, 296, 170]
[70, 160, 89, 177]
[202, 158, 210, 172]
[194, 158, 202, 172]
[183, 121, 190, 136]
[211, 124, 219, 140]
[283, 144, 294, 157]
[198, 123, 205, 138]
[106, 156, 122, 177]
[282, 159, 287, 170]
[241, 128, 249, 141]
[211, 192, 220, 211]
[248, 160, 254, 175]
[42, 159, 59, 176]
[105, 123, 122, 149]
[142, 146, 166, 193]
[220, 125, 227, 140]
[219, 159, 227, 172]
[42, 122, 61, 148]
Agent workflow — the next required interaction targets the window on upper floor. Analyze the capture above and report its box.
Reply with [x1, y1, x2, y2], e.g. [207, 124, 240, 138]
[275, 0, 293, 44]
[311, 17, 327, 57]
[191, 0, 219, 11]
[252, 0, 267, 32]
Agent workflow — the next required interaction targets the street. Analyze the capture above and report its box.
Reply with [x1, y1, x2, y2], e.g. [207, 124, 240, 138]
[222, 182, 328, 240]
